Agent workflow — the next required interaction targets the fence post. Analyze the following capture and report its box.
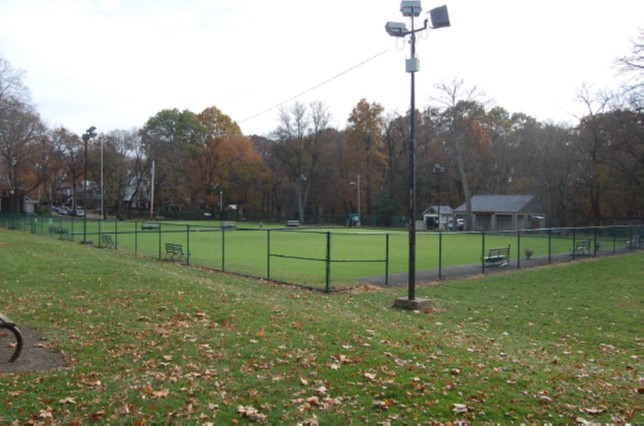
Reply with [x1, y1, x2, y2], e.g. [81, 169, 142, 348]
[438, 231, 443, 280]
[325, 232, 331, 293]
[593, 227, 598, 257]
[221, 226, 226, 272]
[481, 231, 486, 274]
[158, 223, 162, 260]
[266, 229, 271, 280]
[385, 233, 390, 286]
[517, 229, 521, 269]
[135, 221, 139, 254]
[186, 224, 191, 265]
[571, 228, 577, 260]
[548, 228, 552, 264]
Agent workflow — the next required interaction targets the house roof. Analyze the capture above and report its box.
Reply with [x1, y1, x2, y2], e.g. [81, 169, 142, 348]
[421, 205, 454, 215]
[455, 195, 539, 213]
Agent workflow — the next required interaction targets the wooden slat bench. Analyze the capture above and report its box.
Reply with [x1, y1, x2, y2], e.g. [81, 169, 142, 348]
[483, 245, 510, 266]
[0, 313, 23, 363]
[165, 242, 186, 260]
[286, 220, 300, 227]
[101, 234, 114, 248]
[626, 234, 642, 249]
[570, 239, 591, 256]
[221, 221, 236, 230]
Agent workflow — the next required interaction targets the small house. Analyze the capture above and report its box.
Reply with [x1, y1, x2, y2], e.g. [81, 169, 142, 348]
[421, 205, 454, 230]
[454, 195, 545, 231]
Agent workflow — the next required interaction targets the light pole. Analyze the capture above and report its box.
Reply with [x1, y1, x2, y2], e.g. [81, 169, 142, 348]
[81, 126, 97, 244]
[387, 1, 450, 309]
[433, 163, 445, 230]
[100, 136, 105, 220]
[350, 174, 361, 226]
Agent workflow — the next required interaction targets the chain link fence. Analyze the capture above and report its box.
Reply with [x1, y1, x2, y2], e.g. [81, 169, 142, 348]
[1, 213, 641, 292]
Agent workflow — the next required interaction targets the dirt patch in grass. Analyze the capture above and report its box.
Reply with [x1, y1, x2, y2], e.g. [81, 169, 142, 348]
[0, 326, 67, 374]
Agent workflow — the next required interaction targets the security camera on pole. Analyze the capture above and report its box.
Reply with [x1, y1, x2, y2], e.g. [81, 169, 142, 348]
[386, 1, 450, 310]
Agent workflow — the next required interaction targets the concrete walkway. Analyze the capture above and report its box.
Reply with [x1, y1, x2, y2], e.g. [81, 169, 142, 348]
[355, 248, 637, 287]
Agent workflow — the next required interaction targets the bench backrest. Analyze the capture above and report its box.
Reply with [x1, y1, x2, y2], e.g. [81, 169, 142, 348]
[489, 246, 509, 256]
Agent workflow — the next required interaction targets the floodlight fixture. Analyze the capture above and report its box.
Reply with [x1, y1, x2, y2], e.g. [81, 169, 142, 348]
[385, 21, 408, 37]
[429, 5, 450, 28]
[400, 0, 422, 17]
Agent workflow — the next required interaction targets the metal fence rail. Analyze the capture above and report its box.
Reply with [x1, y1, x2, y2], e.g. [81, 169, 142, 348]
[1, 213, 641, 292]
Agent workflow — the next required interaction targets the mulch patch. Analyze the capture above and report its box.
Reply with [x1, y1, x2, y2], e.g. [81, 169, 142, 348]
[0, 326, 67, 374]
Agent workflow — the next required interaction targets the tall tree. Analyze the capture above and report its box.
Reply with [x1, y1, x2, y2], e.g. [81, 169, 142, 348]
[346, 99, 385, 216]
[0, 57, 46, 212]
[434, 79, 486, 230]
[272, 101, 333, 223]
[140, 109, 208, 210]
[194, 106, 244, 212]
[51, 127, 83, 209]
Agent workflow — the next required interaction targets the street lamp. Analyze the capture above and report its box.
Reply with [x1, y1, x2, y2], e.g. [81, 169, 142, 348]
[81, 126, 97, 244]
[433, 163, 445, 230]
[387, 1, 450, 309]
[350, 174, 361, 227]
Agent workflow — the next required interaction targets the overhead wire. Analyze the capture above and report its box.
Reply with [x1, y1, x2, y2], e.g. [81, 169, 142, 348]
[239, 49, 390, 124]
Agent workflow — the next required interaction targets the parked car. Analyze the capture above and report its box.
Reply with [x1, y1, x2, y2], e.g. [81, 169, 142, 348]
[52, 206, 72, 215]
[447, 218, 464, 231]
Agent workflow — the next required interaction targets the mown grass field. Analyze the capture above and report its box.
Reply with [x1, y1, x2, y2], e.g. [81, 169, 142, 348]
[0, 229, 641, 424]
[34, 216, 631, 290]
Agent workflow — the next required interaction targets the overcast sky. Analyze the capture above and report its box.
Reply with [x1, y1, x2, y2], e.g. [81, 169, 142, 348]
[0, 0, 641, 137]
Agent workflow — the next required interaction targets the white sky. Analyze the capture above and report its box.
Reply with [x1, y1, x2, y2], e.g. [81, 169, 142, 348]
[0, 0, 641, 137]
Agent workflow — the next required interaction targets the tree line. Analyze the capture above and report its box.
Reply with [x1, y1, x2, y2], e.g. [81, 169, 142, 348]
[0, 31, 642, 227]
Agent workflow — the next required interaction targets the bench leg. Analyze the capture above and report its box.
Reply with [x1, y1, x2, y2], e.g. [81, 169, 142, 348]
[4, 325, 23, 362]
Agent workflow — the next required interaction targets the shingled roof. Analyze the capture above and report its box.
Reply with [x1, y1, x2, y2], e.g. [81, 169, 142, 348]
[455, 195, 538, 213]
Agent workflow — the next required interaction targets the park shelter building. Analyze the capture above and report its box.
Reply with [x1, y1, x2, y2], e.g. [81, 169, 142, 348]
[421, 205, 454, 230]
[454, 195, 545, 231]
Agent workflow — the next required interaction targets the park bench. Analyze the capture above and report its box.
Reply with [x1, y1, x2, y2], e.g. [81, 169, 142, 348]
[165, 242, 186, 260]
[570, 239, 591, 256]
[286, 220, 300, 227]
[0, 313, 23, 363]
[141, 221, 160, 231]
[101, 234, 114, 249]
[49, 225, 68, 235]
[626, 234, 642, 249]
[221, 221, 236, 230]
[482, 245, 510, 266]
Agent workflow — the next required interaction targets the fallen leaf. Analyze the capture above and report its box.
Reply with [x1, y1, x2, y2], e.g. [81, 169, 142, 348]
[581, 406, 607, 415]
[59, 397, 76, 405]
[237, 405, 266, 422]
[364, 372, 377, 381]
[115, 404, 130, 416]
[453, 403, 468, 413]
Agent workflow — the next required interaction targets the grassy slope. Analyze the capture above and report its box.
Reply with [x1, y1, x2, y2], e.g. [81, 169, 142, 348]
[0, 229, 641, 424]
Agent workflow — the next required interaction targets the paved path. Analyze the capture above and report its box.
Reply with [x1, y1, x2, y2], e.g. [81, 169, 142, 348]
[355, 248, 636, 287]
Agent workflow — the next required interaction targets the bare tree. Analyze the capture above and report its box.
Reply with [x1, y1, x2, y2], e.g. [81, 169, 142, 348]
[433, 78, 485, 230]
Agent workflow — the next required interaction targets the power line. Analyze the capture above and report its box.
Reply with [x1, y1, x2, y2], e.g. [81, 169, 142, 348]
[240, 49, 390, 124]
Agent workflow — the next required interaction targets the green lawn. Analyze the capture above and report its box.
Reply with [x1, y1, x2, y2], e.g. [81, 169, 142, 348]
[13, 216, 639, 290]
[0, 229, 641, 423]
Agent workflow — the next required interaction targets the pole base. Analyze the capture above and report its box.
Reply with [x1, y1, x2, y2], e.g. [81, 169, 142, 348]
[393, 297, 433, 311]
[80, 240, 93, 245]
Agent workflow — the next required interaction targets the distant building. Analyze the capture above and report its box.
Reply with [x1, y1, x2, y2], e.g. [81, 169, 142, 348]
[454, 195, 546, 231]
[421, 205, 454, 230]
